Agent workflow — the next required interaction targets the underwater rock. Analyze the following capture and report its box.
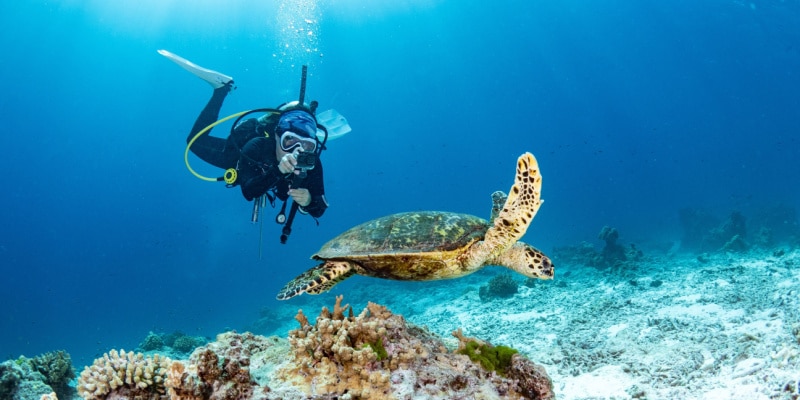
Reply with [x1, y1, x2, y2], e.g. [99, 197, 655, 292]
[598, 226, 627, 266]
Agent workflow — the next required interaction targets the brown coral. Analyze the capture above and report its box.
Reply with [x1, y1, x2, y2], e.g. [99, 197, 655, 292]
[165, 332, 282, 400]
[275, 295, 553, 399]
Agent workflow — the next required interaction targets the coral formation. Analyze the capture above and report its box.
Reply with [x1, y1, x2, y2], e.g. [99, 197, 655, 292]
[552, 226, 642, 270]
[479, 272, 520, 301]
[139, 331, 166, 352]
[30, 350, 75, 400]
[680, 208, 754, 253]
[457, 338, 518, 375]
[165, 331, 279, 400]
[0, 360, 22, 399]
[274, 295, 554, 399]
[76, 349, 172, 400]
[598, 225, 626, 264]
[0, 351, 75, 400]
[159, 331, 208, 355]
[74, 298, 553, 399]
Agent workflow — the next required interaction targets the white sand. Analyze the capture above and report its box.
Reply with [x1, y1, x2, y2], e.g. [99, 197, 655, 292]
[321, 248, 800, 399]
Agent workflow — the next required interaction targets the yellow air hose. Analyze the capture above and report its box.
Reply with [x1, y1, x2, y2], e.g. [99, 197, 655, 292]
[184, 110, 251, 181]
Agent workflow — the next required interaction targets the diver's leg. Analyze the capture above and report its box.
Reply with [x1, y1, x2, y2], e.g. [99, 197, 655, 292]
[186, 83, 235, 169]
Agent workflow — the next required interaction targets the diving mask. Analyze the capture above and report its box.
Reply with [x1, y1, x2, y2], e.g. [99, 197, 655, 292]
[280, 131, 317, 153]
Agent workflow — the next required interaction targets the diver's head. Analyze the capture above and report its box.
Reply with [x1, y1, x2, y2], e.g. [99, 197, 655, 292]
[277, 109, 318, 154]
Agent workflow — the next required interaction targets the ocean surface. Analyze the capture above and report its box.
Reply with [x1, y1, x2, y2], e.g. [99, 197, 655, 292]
[1, 0, 798, 387]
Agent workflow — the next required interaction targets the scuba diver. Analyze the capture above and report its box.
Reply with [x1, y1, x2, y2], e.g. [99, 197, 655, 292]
[159, 50, 350, 245]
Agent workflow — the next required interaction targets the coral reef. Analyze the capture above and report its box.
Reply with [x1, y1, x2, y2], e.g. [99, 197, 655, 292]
[479, 273, 520, 301]
[29, 351, 75, 400]
[0, 351, 75, 400]
[75, 298, 553, 399]
[165, 331, 282, 400]
[172, 336, 206, 355]
[707, 211, 748, 252]
[0, 360, 22, 399]
[680, 209, 752, 253]
[76, 349, 172, 400]
[139, 332, 166, 352]
[137, 331, 208, 356]
[275, 295, 554, 399]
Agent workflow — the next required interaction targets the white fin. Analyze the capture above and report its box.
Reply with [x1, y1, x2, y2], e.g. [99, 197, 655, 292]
[316, 109, 352, 141]
[157, 49, 233, 89]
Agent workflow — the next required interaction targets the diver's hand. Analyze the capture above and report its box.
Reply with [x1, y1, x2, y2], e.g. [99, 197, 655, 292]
[288, 188, 311, 207]
[278, 152, 298, 174]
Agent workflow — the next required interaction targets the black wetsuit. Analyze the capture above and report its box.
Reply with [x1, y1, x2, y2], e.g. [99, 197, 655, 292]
[187, 86, 328, 218]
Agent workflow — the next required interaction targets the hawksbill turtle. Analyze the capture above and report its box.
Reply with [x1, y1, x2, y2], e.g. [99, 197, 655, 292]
[277, 152, 553, 300]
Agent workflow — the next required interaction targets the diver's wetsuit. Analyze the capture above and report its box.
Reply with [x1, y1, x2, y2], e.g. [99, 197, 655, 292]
[187, 85, 328, 218]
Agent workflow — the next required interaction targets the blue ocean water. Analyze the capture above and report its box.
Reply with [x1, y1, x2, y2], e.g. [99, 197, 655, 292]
[0, 0, 797, 369]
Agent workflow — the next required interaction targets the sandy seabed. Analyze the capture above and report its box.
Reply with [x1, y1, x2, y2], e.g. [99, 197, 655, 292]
[330, 248, 800, 400]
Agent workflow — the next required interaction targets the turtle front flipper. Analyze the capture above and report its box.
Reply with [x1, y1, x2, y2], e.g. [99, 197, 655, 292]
[277, 261, 356, 300]
[464, 153, 543, 268]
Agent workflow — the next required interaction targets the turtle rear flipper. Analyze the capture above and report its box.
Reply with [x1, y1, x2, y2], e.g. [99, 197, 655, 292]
[277, 261, 356, 300]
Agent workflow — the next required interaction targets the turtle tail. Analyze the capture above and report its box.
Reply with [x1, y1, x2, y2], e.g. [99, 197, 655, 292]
[277, 261, 356, 300]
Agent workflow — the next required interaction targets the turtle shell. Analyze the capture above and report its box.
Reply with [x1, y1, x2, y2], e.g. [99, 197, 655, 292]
[315, 211, 489, 259]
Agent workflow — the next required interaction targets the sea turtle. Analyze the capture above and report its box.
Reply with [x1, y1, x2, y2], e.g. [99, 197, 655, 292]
[277, 152, 553, 300]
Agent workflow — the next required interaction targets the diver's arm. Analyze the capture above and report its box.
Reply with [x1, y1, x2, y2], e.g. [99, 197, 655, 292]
[297, 158, 328, 218]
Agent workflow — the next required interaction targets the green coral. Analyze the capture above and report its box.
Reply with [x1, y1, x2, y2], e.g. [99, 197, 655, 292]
[0, 361, 22, 399]
[363, 337, 388, 361]
[458, 340, 518, 376]
[138, 331, 165, 352]
[30, 350, 76, 400]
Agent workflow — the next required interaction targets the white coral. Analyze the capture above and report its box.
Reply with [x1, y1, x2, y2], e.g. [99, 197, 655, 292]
[76, 349, 171, 400]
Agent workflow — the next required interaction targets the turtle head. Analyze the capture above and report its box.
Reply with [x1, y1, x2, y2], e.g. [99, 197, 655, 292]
[492, 242, 554, 280]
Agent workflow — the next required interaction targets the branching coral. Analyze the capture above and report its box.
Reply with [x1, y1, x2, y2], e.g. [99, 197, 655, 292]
[276, 295, 554, 399]
[76, 349, 171, 400]
[30, 350, 75, 400]
[276, 295, 399, 398]
[165, 331, 279, 400]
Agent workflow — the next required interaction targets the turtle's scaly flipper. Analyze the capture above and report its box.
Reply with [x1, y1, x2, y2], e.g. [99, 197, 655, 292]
[277, 261, 356, 300]
[464, 153, 542, 268]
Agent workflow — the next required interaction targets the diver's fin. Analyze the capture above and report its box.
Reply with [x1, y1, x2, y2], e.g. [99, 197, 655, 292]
[157, 49, 233, 89]
[316, 109, 352, 141]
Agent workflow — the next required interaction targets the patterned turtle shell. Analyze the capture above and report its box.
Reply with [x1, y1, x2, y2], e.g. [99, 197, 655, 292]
[314, 211, 489, 259]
